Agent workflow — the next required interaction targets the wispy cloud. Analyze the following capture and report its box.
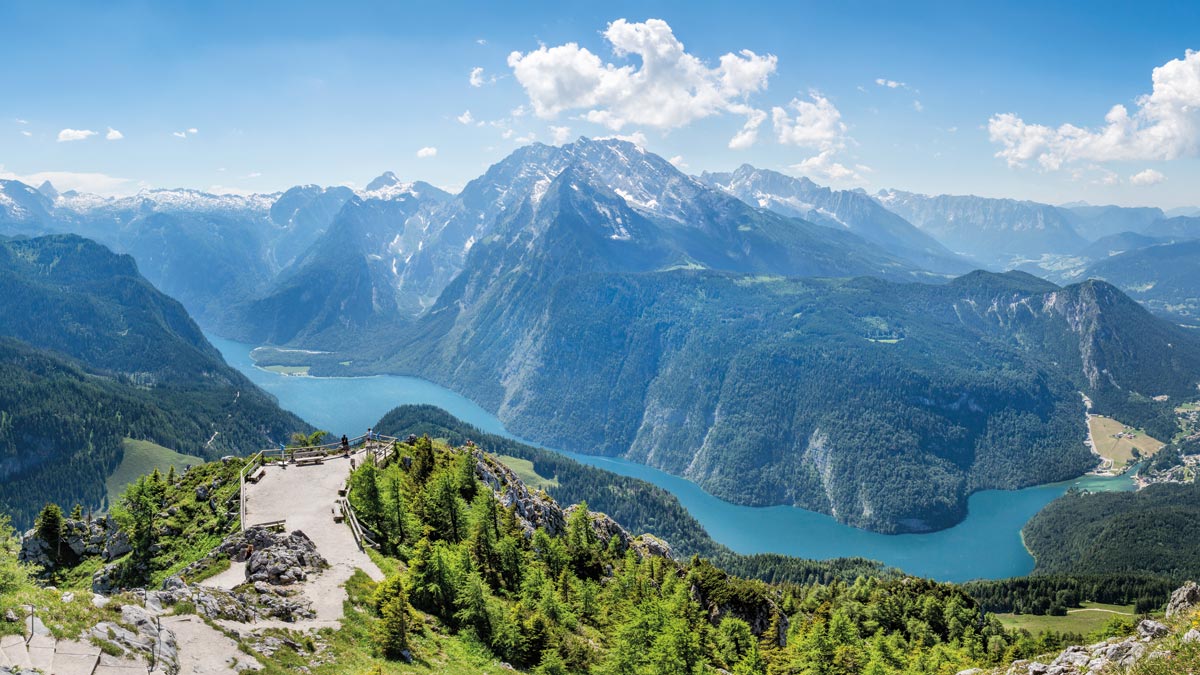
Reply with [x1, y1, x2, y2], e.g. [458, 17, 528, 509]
[173, 128, 199, 138]
[416, 146, 438, 158]
[457, 110, 474, 125]
[106, 127, 124, 140]
[469, 66, 492, 87]
[0, 167, 140, 195]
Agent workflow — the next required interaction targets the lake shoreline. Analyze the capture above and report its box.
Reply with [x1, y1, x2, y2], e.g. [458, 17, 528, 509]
[210, 332, 1133, 582]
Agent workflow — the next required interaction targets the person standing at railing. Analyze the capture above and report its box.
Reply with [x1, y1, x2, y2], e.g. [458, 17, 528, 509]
[341, 434, 350, 457]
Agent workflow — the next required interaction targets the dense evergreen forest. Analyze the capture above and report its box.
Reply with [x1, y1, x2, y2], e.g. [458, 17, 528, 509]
[963, 574, 1178, 615]
[0, 234, 308, 527]
[335, 435, 1103, 673]
[375, 405, 889, 585]
[1023, 481, 1200, 579]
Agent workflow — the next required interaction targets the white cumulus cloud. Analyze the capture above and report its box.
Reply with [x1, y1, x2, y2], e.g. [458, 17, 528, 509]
[550, 125, 572, 145]
[105, 127, 124, 140]
[507, 18, 776, 149]
[1129, 168, 1165, 185]
[57, 128, 97, 142]
[457, 110, 474, 125]
[771, 92, 846, 150]
[469, 66, 490, 87]
[989, 49, 1200, 171]
[416, 146, 438, 158]
[875, 78, 906, 89]
[789, 150, 866, 182]
[668, 155, 688, 169]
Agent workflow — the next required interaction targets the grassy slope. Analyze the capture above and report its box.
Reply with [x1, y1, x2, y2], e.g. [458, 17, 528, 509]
[995, 601, 1134, 635]
[495, 455, 559, 490]
[1088, 416, 1164, 470]
[105, 439, 205, 506]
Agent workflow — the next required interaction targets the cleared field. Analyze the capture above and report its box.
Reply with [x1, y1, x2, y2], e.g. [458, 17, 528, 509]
[261, 364, 311, 375]
[995, 602, 1135, 635]
[106, 439, 204, 506]
[1088, 415, 1163, 470]
[495, 455, 559, 490]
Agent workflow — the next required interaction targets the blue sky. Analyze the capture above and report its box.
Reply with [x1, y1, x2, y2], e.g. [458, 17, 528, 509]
[3, 1, 1200, 207]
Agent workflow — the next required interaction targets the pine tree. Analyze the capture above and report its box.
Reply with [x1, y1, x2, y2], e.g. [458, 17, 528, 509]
[412, 435, 436, 484]
[35, 503, 65, 564]
[374, 588, 412, 658]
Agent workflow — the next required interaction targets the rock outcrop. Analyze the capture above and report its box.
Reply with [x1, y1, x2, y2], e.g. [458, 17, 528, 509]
[1167, 580, 1200, 618]
[19, 515, 129, 571]
[88, 603, 180, 675]
[475, 453, 565, 537]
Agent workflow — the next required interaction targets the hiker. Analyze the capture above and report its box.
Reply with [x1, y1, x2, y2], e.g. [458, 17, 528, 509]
[341, 434, 350, 456]
[367, 427, 374, 442]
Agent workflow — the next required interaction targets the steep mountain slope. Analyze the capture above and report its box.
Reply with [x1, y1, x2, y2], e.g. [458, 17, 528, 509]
[1084, 239, 1200, 327]
[0, 234, 309, 525]
[354, 219, 1200, 532]
[227, 139, 925, 346]
[875, 189, 1087, 268]
[0, 179, 56, 235]
[701, 165, 970, 274]
[221, 181, 452, 345]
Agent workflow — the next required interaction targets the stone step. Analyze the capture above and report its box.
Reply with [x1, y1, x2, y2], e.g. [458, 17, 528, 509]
[95, 651, 151, 674]
[27, 634, 56, 672]
[52, 639, 102, 675]
[0, 634, 32, 670]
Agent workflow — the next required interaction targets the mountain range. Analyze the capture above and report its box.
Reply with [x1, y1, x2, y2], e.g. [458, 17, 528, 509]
[4, 138, 1200, 533]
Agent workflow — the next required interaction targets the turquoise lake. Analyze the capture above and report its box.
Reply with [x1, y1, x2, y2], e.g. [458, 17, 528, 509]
[211, 334, 1133, 583]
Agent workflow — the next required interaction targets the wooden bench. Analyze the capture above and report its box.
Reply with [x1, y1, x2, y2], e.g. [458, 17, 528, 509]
[332, 505, 344, 523]
[337, 482, 348, 497]
[246, 467, 267, 483]
[293, 449, 325, 466]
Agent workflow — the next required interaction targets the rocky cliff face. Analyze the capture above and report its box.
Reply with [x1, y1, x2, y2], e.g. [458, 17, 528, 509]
[472, 449, 672, 559]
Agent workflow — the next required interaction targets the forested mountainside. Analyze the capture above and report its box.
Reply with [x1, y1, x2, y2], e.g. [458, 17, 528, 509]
[270, 253, 1200, 532]
[1023, 481, 1200, 579]
[373, 404, 888, 584]
[0, 234, 308, 526]
[1084, 239, 1200, 327]
[700, 164, 970, 274]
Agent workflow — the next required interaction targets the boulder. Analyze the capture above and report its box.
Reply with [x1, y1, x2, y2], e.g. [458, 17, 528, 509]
[1167, 581, 1200, 619]
[1137, 619, 1170, 640]
[1184, 629, 1200, 644]
[245, 530, 327, 585]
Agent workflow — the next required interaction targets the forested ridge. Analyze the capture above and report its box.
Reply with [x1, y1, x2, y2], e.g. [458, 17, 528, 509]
[1023, 481, 1200, 579]
[0, 234, 309, 527]
[374, 405, 889, 585]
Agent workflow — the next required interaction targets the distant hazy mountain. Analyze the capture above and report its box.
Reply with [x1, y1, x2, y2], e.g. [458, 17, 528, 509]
[874, 189, 1087, 268]
[1061, 204, 1165, 240]
[1084, 239, 1200, 326]
[700, 165, 971, 274]
[1143, 215, 1200, 240]
[1076, 231, 1168, 262]
[0, 234, 308, 525]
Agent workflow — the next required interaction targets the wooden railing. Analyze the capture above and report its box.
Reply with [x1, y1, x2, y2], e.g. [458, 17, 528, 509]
[238, 433, 398, 532]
